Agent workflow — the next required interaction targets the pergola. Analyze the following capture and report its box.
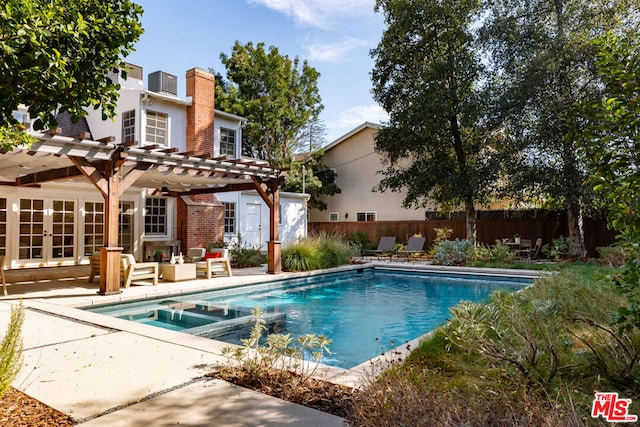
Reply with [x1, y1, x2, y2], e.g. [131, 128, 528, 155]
[0, 131, 285, 295]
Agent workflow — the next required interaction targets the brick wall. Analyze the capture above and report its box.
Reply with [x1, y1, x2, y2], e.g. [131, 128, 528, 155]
[177, 196, 224, 253]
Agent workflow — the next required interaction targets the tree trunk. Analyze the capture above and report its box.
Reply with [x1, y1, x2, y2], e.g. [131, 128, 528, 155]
[465, 199, 477, 244]
[566, 198, 587, 258]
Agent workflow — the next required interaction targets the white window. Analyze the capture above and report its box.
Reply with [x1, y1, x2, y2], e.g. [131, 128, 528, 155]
[224, 202, 236, 234]
[121, 110, 135, 143]
[145, 198, 167, 234]
[220, 127, 236, 156]
[329, 212, 339, 222]
[146, 111, 168, 145]
[356, 211, 377, 222]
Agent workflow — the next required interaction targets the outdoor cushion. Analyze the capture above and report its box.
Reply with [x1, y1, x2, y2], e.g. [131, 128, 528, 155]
[204, 252, 222, 259]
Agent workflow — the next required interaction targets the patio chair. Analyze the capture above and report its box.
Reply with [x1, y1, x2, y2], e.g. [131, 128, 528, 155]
[391, 236, 426, 262]
[120, 254, 159, 288]
[1, 255, 7, 296]
[517, 239, 533, 260]
[186, 248, 206, 263]
[88, 251, 101, 283]
[195, 248, 232, 279]
[530, 238, 543, 260]
[361, 236, 396, 260]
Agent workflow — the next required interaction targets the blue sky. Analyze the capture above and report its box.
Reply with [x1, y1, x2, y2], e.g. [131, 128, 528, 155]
[125, 0, 388, 144]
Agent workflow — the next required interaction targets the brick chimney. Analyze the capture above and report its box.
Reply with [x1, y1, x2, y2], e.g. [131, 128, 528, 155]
[185, 68, 215, 155]
[181, 68, 220, 244]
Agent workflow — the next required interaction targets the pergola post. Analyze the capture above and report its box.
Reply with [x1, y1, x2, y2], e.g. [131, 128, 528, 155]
[70, 152, 148, 294]
[99, 159, 123, 295]
[252, 176, 283, 274]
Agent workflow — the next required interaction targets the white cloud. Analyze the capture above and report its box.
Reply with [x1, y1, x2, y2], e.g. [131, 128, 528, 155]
[248, 0, 375, 29]
[337, 104, 388, 130]
[307, 38, 368, 62]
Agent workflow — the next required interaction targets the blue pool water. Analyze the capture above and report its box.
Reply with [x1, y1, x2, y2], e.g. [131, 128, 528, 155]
[85, 268, 530, 368]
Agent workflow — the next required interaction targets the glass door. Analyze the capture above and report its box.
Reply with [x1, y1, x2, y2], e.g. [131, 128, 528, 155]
[19, 198, 76, 264]
[51, 200, 75, 261]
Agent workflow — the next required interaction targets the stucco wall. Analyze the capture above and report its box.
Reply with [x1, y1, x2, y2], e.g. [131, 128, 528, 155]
[309, 125, 434, 222]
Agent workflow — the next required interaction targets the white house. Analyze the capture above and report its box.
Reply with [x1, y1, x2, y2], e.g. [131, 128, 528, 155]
[0, 65, 307, 273]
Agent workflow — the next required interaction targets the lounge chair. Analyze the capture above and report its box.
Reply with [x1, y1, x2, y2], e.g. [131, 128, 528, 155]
[88, 251, 101, 283]
[195, 248, 232, 279]
[186, 247, 206, 263]
[361, 236, 396, 260]
[392, 236, 426, 262]
[1, 255, 7, 296]
[120, 254, 159, 288]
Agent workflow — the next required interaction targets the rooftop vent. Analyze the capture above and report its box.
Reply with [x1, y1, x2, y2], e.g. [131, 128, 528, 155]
[148, 71, 178, 96]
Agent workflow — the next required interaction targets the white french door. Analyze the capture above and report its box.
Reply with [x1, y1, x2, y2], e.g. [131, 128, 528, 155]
[18, 198, 76, 265]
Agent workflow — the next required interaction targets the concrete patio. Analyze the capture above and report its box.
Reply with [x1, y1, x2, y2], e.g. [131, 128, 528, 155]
[0, 265, 352, 426]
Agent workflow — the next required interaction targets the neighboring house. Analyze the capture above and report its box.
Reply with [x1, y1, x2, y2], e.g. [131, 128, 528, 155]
[308, 122, 437, 224]
[0, 65, 306, 271]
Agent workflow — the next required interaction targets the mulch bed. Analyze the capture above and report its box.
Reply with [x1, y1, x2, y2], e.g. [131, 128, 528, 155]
[209, 367, 357, 418]
[0, 387, 76, 426]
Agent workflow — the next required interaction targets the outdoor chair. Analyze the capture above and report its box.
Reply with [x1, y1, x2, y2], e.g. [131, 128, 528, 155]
[195, 248, 232, 279]
[517, 239, 533, 260]
[120, 254, 159, 288]
[88, 251, 101, 283]
[1, 255, 7, 296]
[361, 236, 396, 260]
[186, 248, 206, 263]
[530, 237, 543, 260]
[391, 236, 426, 262]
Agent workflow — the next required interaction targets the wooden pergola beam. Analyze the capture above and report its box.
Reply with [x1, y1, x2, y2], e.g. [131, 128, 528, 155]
[16, 166, 83, 186]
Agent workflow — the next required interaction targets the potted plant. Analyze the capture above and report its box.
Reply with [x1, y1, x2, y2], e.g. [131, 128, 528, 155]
[153, 250, 164, 263]
[513, 234, 521, 245]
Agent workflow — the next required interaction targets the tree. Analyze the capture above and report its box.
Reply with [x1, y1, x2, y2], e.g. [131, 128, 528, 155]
[0, 0, 143, 135]
[215, 41, 323, 167]
[480, 0, 640, 257]
[571, 33, 640, 329]
[281, 151, 342, 210]
[371, 0, 505, 243]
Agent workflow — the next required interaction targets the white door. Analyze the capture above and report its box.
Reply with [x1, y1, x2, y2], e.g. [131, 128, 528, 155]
[244, 203, 262, 248]
[18, 198, 76, 265]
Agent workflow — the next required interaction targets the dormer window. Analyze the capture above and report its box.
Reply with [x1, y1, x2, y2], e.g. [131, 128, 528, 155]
[220, 127, 236, 157]
[146, 111, 168, 145]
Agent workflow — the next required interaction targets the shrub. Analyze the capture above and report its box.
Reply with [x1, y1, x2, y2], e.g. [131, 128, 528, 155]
[0, 303, 24, 398]
[224, 234, 266, 268]
[220, 306, 332, 384]
[349, 231, 371, 251]
[282, 233, 356, 272]
[434, 239, 474, 265]
[282, 242, 318, 272]
[473, 243, 516, 263]
[597, 245, 627, 267]
[542, 235, 574, 260]
[315, 232, 355, 268]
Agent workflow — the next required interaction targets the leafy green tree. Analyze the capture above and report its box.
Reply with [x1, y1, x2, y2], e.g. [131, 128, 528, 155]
[0, 0, 143, 135]
[571, 33, 640, 329]
[479, 0, 640, 257]
[215, 41, 323, 167]
[281, 151, 341, 210]
[371, 0, 506, 242]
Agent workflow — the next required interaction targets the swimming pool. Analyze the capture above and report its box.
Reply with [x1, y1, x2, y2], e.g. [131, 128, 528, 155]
[85, 268, 531, 368]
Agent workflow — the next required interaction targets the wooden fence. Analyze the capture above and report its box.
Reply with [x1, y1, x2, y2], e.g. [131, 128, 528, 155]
[309, 217, 618, 257]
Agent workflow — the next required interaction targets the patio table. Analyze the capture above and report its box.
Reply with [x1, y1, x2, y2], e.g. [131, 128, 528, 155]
[161, 263, 196, 282]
